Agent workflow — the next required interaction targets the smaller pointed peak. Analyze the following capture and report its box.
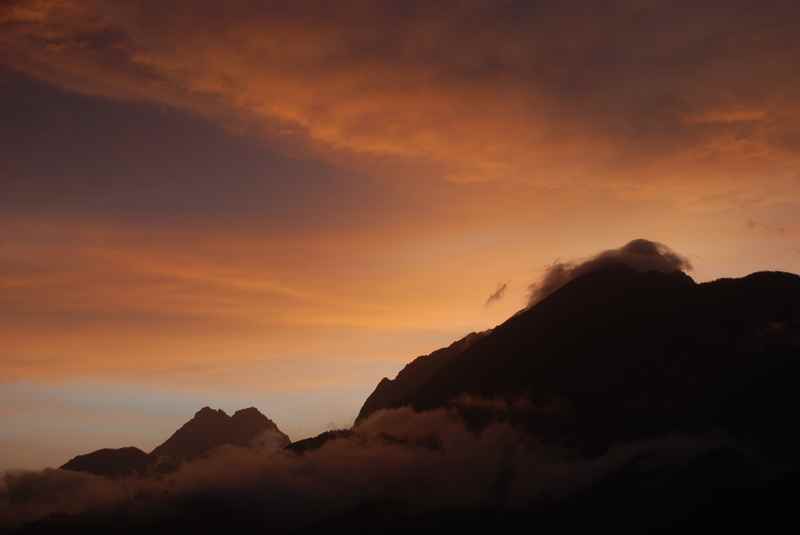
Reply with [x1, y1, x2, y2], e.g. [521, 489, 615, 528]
[194, 406, 227, 419]
[232, 407, 277, 428]
[233, 407, 265, 418]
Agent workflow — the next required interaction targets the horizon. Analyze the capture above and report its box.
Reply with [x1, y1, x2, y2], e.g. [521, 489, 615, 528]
[3, 1, 800, 474]
[2, 254, 793, 472]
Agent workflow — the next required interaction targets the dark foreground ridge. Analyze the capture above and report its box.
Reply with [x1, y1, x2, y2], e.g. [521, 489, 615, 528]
[358, 267, 800, 457]
[8, 265, 800, 534]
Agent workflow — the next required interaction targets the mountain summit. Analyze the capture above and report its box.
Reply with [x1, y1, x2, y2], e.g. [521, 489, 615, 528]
[60, 406, 289, 477]
[151, 406, 289, 462]
[356, 331, 486, 423]
[26, 264, 800, 533]
[357, 266, 800, 456]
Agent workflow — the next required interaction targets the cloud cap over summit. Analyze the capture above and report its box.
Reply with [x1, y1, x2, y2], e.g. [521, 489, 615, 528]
[529, 239, 692, 305]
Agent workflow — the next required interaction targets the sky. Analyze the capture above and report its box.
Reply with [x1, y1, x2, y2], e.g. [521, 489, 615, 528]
[1, 0, 799, 471]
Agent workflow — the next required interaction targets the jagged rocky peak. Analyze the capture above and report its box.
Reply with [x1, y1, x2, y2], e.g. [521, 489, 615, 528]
[150, 406, 289, 462]
[194, 406, 228, 419]
[233, 406, 271, 422]
[62, 406, 290, 477]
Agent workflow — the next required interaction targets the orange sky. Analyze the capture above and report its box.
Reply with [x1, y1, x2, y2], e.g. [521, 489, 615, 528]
[2, 0, 799, 470]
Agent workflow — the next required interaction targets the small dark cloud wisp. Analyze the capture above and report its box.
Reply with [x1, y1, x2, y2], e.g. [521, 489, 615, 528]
[485, 282, 509, 307]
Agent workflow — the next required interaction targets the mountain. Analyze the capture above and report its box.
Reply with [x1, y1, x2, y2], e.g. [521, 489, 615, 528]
[356, 331, 485, 423]
[60, 406, 289, 477]
[357, 267, 800, 457]
[151, 406, 290, 463]
[25, 265, 800, 533]
[285, 429, 354, 454]
[60, 447, 152, 478]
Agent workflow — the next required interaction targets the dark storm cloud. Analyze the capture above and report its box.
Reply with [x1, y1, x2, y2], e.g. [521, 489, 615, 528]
[529, 239, 692, 305]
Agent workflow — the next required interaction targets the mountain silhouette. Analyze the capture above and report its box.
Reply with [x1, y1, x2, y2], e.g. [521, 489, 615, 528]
[60, 406, 289, 477]
[20, 264, 800, 534]
[151, 406, 290, 462]
[357, 266, 800, 457]
[285, 429, 354, 454]
[356, 331, 485, 423]
[60, 447, 152, 478]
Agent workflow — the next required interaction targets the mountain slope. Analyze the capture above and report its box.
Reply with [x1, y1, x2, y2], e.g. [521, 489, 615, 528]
[357, 267, 800, 456]
[60, 447, 152, 478]
[60, 407, 289, 477]
[151, 406, 290, 463]
[23, 266, 800, 534]
[356, 331, 485, 423]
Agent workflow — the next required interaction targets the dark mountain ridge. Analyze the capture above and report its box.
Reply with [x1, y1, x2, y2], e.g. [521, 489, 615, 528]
[61, 267, 800, 474]
[357, 266, 800, 457]
[60, 406, 289, 477]
[33, 265, 800, 534]
[356, 330, 486, 423]
[151, 406, 289, 461]
[60, 447, 152, 478]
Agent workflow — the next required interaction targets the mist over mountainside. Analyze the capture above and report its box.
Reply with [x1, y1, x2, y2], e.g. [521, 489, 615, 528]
[356, 331, 486, 423]
[3, 240, 800, 534]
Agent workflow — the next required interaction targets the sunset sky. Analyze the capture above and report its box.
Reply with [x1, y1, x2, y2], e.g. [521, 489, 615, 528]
[2, 0, 799, 470]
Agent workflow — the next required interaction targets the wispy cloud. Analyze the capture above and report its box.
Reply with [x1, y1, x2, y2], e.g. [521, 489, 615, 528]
[2, 1, 800, 186]
[0, 405, 728, 530]
[485, 282, 508, 307]
[528, 239, 692, 306]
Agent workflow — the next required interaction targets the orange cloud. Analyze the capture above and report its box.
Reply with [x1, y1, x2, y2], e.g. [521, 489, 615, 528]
[2, 2, 800, 465]
[3, 1, 799, 191]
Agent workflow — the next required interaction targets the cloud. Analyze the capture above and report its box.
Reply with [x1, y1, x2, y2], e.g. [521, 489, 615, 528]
[528, 239, 692, 306]
[746, 218, 789, 236]
[2, 1, 800, 400]
[484, 282, 508, 307]
[0, 404, 729, 531]
[2, 1, 800, 188]
[0, 468, 127, 527]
